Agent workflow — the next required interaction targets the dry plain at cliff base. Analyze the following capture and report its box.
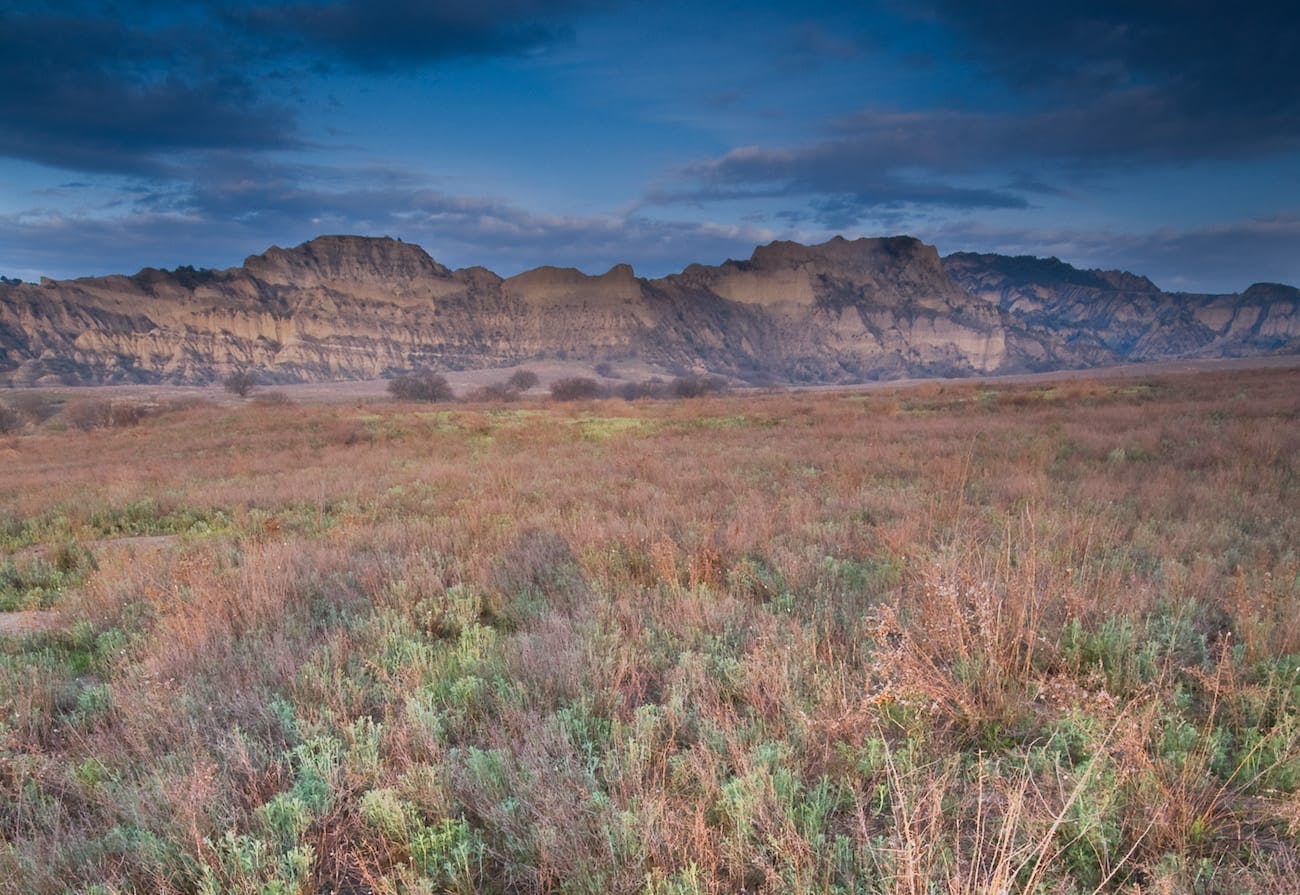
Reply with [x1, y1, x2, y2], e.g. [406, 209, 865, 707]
[2, 367, 1298, 893]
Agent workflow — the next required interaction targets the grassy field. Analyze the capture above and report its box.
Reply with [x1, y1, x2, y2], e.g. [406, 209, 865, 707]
[1, 367, 1298, 893]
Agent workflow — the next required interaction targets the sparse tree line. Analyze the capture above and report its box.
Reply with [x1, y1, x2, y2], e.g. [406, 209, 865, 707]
[0, 368, 277, 435]
[0, 367, 730, 435]
[387, 369, 730, 403]
[0, 392, 207, 434]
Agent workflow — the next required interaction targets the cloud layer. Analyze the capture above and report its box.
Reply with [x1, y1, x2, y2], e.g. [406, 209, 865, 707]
[0, 155, 776, 280]
[925, 214, 1300, 294]
[0, 9, 297, 173]
[0, 1, 1296, 291]
[655, 2, 1300, 227]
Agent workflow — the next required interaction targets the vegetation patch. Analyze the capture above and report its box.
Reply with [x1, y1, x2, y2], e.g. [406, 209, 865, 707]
[0, 366, 1297, 893]
[569, 414, 656, 440]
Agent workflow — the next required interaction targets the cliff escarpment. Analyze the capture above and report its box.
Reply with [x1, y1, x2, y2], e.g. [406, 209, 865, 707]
[1, 235, 1295, 385]
[943, 252, 1300, 370]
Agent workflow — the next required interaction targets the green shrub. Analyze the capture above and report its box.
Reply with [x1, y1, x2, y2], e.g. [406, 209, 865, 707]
[410, 817, 484, 891]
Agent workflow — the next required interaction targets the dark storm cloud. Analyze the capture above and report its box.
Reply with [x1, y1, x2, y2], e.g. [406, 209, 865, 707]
[668, 87, 1300, 219]
[0, 7, 298, 174]
[918, 0, 1300, 158]
[0, 0, 592, 175]
[659, 2, 1300, 221]
[227, 0, 591, 70]
[920, 0, 1299, 117]
[650, 121, 1036, 228]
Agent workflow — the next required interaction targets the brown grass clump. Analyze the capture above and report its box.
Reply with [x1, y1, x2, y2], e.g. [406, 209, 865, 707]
[61, 398, 158, 430]
[0, 365, 1297, 893]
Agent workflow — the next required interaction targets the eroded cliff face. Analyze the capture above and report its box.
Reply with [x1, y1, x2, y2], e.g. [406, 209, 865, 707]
[661, 236, 1007, 379]
[1, 234, 1294, 385]
[943, 253, 1300, 370]
[0, 235, 1010, 384]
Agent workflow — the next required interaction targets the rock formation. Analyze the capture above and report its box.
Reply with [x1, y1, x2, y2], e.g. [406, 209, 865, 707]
[942, 252, 1300, 371]
[1, 234, 1295, 385]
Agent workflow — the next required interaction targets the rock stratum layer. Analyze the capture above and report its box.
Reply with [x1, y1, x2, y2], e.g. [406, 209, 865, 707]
[1, 235, 1296, 385]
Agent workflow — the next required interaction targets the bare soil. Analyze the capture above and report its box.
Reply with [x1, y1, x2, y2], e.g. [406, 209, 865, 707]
[12, 533, 180, 561]
[0, 610, 66, 637]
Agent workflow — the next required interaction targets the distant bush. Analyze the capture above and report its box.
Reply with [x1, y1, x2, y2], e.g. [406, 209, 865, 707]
[169, 264, 216, 289]
[549, 377, 605, 401]
[223, 369, 258, 398]
[613, 375, 728, 400]
[64, 399, 113, 430]
[466, 383, 521, 403]
[670, 374, 729, 398]
[107, 401, 148, 428]
[617, 377, 669, 401]
[389, 371, 455, 402]
[0, 403, 20, 434]
[506, 369, 540, 391]
[594, 361, 617, 379]
[8, 391, 61, 424]
[64, 399, 154, 430]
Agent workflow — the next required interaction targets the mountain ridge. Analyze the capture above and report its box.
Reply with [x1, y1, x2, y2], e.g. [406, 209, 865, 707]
[1, 235, 1296, 386]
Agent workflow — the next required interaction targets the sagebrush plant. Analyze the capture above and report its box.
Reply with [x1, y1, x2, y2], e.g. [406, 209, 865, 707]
[0, 366, 1297, 893]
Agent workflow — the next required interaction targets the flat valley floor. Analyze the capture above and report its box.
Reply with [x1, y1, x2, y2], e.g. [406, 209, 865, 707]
[2, 365, 1299, 893]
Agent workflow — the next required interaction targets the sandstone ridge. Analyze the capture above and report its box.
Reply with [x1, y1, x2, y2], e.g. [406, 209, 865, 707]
[1, 235, 1296, 385]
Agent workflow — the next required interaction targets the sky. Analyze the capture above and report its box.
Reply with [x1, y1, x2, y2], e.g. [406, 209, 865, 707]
[1, 1, 1298, 292]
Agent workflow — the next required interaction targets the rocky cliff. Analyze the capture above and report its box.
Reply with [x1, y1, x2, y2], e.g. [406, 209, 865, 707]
[942, 252, 1300, 370]
[1, 235, 1295, 385]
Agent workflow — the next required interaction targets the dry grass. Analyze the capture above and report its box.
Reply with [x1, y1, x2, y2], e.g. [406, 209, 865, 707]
[0, 365, 1298, 893]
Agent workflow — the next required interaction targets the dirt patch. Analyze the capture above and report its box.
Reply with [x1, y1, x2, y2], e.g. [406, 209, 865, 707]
[84, 534, 179, 552]
[12, 533, 180, 562]
[0, 610, 66, 637]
